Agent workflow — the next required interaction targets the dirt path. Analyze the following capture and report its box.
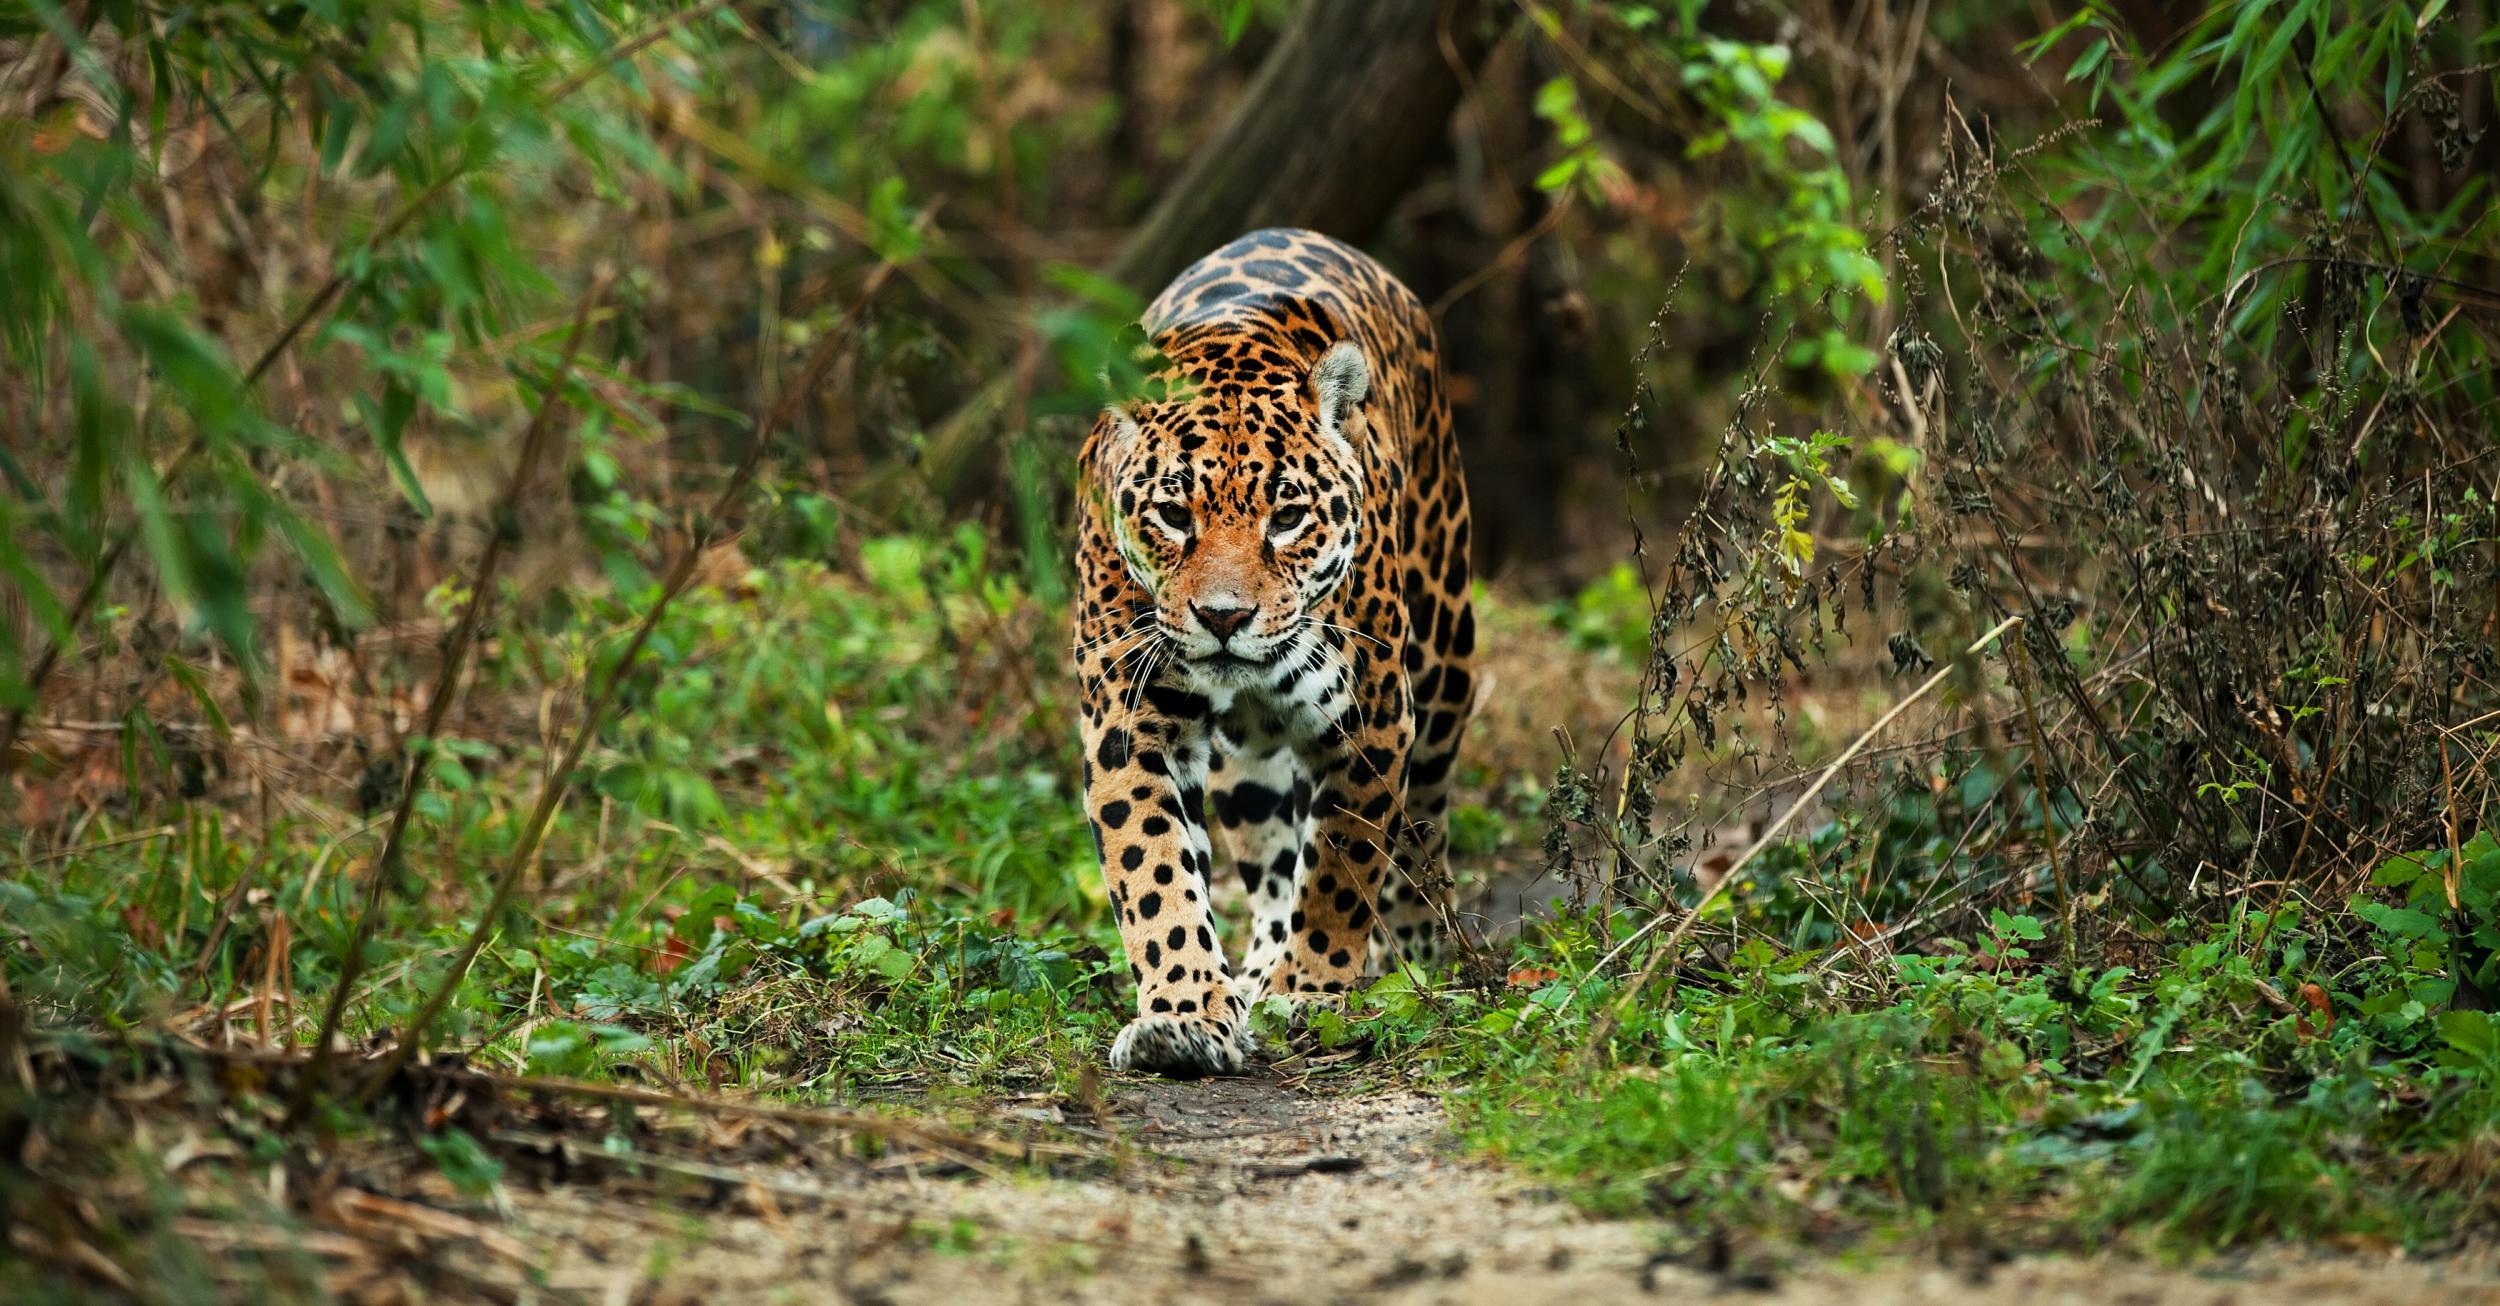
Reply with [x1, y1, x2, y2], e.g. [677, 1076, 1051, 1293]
[491, 1068, 2500, 1305]
[476, 797, 2490, 1302]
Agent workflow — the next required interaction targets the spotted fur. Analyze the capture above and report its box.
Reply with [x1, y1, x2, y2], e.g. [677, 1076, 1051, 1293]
[1074, 228, 1476, 1077]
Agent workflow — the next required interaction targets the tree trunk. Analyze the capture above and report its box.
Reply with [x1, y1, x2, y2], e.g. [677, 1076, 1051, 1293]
[891, 0, 1500, 504]
[1105, 0, 1495, 292]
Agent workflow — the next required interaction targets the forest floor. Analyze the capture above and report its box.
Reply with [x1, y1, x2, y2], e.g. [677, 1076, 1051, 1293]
[348, 865, 2500, 1303]
[285, 852, 2500, 1305]
[364, 1064, 2499, 1304]
[65, 863, 2487, 1301]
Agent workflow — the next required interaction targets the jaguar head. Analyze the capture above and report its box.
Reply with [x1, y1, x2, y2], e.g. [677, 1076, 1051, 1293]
[1092, 340, 1370, 681]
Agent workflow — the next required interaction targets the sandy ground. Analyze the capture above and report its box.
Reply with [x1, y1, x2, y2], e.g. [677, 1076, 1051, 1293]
[489, 1068, 2500, 1305]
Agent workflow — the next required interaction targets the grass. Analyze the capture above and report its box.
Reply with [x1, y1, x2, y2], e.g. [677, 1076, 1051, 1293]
[1358, 905, 2500, 1255]
[8, 526, 2500, 1280]
[9, 527, 1115, 1087]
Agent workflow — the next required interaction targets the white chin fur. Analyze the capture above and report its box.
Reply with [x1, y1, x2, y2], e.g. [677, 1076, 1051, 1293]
[1177, 655, 1267, 688]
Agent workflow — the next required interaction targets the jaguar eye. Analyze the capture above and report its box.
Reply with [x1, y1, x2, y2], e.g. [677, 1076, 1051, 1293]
[1154, 501, 1193, 533]
[1270, 504, 1309, 533]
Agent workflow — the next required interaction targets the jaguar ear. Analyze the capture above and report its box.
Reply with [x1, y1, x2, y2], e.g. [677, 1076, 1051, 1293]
[1096, 404, 1145, 462]
[1310, 341, 1369, 434]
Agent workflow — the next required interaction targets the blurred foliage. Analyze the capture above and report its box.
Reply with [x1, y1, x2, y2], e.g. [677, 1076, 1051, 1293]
[0, 0, 756, 680]
[1543, 0, 2500, 950]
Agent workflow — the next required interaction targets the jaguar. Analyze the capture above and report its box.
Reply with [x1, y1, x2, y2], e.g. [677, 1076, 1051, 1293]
[1071, 227, 1476, 1077]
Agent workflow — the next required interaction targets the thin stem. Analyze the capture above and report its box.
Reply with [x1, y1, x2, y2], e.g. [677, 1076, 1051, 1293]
[348, 236, 922, 1105]
[1571, 613, 2025, 1067]
[2009, 623, 2078, 975]
[285, 272, 612, 1123]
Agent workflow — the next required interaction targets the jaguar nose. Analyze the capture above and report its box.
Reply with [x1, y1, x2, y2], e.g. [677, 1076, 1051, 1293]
[1192, 602, 1258, 644]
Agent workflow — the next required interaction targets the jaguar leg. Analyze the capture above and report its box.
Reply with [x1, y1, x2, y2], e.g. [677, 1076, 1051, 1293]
[1211, 744, 1314, 1001]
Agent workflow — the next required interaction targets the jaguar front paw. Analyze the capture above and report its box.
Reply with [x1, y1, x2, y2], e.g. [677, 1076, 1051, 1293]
[1107, 1013, 1252, 1078]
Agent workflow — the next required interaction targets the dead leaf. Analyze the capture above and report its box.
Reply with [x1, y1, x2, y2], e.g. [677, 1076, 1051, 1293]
[2296, 982, 2333, 1039]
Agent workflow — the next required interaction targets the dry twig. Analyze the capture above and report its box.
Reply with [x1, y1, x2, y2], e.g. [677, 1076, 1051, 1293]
[350, 216, 934, 1103]
[1572, 614, 2024, 1064]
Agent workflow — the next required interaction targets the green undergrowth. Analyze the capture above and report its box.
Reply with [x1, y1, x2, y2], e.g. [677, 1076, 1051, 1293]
[5, 530, 1128, 1099]
[1325, 887, 2500, 1256]
[12, 538, 2500, 1261]
[1, 531, 1560, 1107]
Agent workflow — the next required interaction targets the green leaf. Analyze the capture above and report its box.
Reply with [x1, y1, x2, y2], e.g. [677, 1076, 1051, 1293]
[1534, 76, 1577, 119]
[849, 895, 906, 922]
[851, 932, 916, 981]
[273, 502, 375, 627]
[359, 93, 413, 179]
[124, 458, 200, 628]
[163, 655, 231, 739]
[319, 92, 361, 174]
[416, 1128, 503, 1197]
[2019, 9, 2100, 62]
[2465, 852, 2500, 914]
[369, 384, 433, 515]
[2372, 851, 2436, 890]
[119, 307, 243, 434]
[2067, 37, 2110, 83]
[2438, 1009, 2496, 1059]
[2353, 899, 2441, 941]
[526, 1022, 592, 1075]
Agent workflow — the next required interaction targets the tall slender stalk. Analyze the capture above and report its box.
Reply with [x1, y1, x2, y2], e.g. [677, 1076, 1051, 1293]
[2008, 623, 2079, 975]
[286, 274, 611, 1121]
[347, 236, 923, 1106]
[1573, 614, 2025, 1066]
